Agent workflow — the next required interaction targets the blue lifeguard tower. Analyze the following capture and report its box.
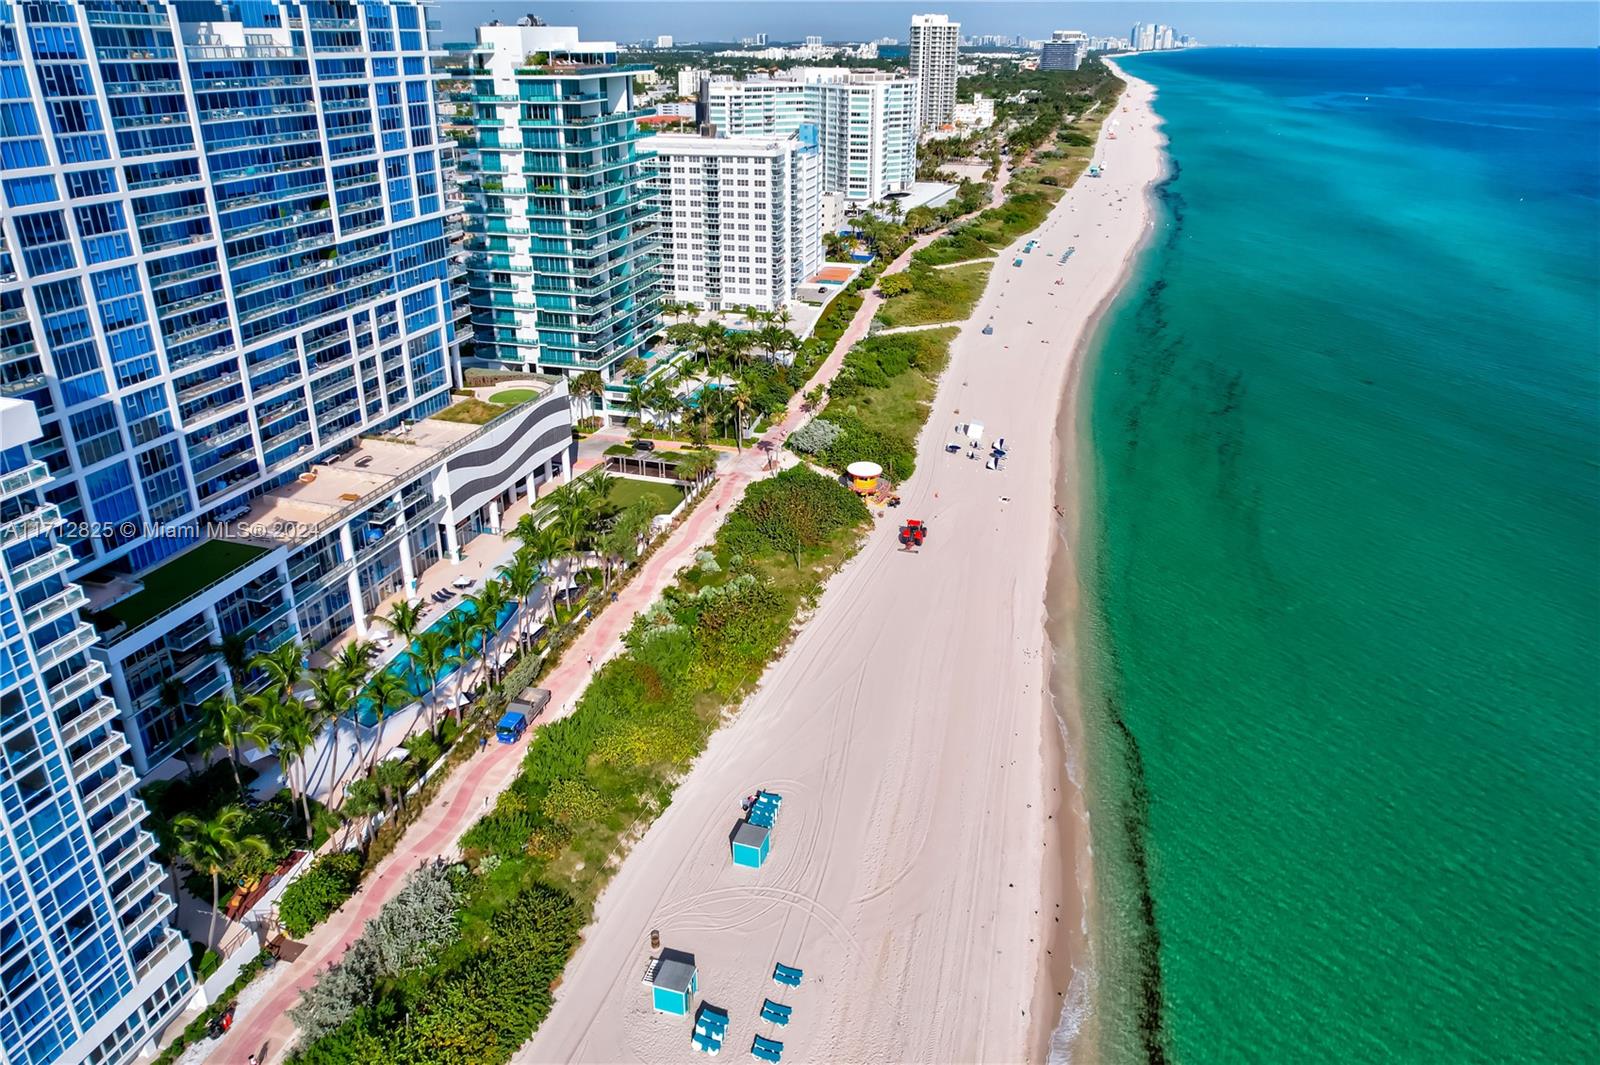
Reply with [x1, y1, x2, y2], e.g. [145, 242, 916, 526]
[731, 821, 770, 869]
[645, 948, 698, 1015]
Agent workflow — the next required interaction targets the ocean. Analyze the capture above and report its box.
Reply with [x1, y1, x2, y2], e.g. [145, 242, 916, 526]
[1073, 49, 1600, 1063]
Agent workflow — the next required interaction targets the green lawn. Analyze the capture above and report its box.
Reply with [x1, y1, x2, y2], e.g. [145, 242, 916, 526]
[488, 388, 539, 405]
[604, 477, 684, 517]
[97, 540, 268, 631]
[431, 398, 504, 425]
[873, 262, 992, 329]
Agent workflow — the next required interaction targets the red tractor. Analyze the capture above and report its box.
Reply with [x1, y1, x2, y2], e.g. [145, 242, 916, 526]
[898, 520, 928, 550]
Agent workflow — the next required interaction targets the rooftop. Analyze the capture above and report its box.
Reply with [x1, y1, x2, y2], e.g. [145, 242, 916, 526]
[651, 950, 697, 992]
[733, 821, 770, 847]
[230, 379, 554, 545]
[89, 540, 270, 635]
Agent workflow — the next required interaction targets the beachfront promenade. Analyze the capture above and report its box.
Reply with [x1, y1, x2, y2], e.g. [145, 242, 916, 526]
[202, 222, 936, 1065]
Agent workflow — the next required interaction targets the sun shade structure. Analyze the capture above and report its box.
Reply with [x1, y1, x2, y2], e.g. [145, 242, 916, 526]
[772, 962, 804, 987]
[752, 1034, 785, 1062]
[760, 999, 793, 1026]
[846, 461, 882, 495]
[645, 948, 699, 1015]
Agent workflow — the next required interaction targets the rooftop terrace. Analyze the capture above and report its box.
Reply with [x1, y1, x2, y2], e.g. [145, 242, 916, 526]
[89, 540, 270, 636]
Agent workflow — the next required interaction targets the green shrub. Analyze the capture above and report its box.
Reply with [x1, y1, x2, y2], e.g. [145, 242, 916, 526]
[278, 851, 363, 938]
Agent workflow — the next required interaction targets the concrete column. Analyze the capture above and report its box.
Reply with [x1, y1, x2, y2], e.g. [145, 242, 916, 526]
[339, 524, 368, 637]
[442, 515, 461, 562]
[525, 471, 538, 502]
[488, 499, 502, 535]
[393, 492, 415, 593]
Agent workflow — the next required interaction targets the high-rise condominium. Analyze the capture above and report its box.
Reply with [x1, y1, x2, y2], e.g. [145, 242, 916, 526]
[0, 399, 189, 1063]
[1040, 30, 1089, 72]
[465, 22, 661, 400]
[648, 127, 823, 312]
[703, 70, 918, 204]
[1, 1, 575, 777]
[908, 13, 959, 132]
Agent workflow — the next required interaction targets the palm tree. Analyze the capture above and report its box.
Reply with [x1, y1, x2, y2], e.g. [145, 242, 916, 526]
[466, 580, 508, 691]
[440, 610, 476, 725]
[671, 448, 716, 487]
[585, 469, 617, 511]
[664, 321, 700, 358]
[252, 641, 305, 701]
[207, 628, 257, 690]
[334, 639, 376, 686]
[363, 669, 414, 777]
[775, 306, 793, 332]
[620, 354, 648, 380]
[512, 523, 563, 638]
[573, 369, 605, 423]
[173, 805, 270, 950]
[385, 600, 423, 652]
[645, 376, 678, 432]
[407, 629, 452, 737]
[307, 667, 356, 804]
[726, 380, 754, 451]
[626, 380, 649, 432]
[196, 694, 249, 789]
[696, 322, 725, 373]
[372, 757, 410, 814]
[246, 695, 317, 840]
[500, 549, 540, 649]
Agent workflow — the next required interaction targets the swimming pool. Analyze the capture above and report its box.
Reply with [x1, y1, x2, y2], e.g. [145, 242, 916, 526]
[355, 598, 518, 726]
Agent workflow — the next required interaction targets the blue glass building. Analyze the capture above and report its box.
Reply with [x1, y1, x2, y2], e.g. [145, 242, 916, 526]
[0, 398, 188, 1065]
[0, 1, 463, 771]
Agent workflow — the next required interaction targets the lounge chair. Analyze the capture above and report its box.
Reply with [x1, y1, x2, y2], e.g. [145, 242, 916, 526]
[752, 1035, 784, 1062]
[759, 999, 792, 1026]
[772, 963, 803, 987]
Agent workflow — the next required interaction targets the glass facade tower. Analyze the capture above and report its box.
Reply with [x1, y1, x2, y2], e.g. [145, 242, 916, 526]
[0, 1, 455, 769]
[464, 23, 660, 400]
[0, 399, 188, 1065]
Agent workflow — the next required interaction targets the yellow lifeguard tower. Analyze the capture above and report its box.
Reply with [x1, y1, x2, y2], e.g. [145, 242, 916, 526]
[846, 461, 882, 495]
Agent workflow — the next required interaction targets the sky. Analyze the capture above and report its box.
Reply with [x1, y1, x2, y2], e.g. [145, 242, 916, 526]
[435, 2, 1600, 49]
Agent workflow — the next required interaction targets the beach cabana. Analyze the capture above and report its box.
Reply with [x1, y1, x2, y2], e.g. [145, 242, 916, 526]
[731, 821, 771, 869]
[644, 948, 698, 1015]
[693, 1003, 729, 1055]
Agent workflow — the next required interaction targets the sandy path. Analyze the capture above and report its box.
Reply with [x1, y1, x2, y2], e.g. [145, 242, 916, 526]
[518, 69, 1163, 1065]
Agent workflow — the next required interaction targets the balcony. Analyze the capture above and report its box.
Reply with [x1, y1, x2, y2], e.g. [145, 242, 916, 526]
[60, 695, 118, 749]
[91, 793, 147, 851]
[176, 370, 241, 404]
[82, 764, 136, 821]
[112, 864, 166, 919]
[34, 621, 98, 673]
[50, 659, 109, 711]
[106, 838, 159, 896]
[0, 503, 61, 546]
[9, 545, 72, 589]
[124, 895, 176, 949]
[0, 460, 49, 500]
[71, 732, 131, 784]
[22, 584, 89, 630]
[134, 929, 186, 983]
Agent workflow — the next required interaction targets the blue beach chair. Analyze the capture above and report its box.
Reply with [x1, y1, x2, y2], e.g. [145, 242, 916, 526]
[760, 999, 792, 1026]
[772, 963, 803, 987]
[752, 1035, 784, 1062]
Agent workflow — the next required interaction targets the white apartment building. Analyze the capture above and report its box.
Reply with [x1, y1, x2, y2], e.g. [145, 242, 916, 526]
[909, 13, 961, 132]
[677, 67, 709, 97]
[648, 130, 824, 312]
[704, 70, 919, 204]
[656, 35, 674, 48]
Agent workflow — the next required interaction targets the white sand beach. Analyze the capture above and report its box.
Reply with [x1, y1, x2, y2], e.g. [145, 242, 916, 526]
[518, 66, 1164, 1065]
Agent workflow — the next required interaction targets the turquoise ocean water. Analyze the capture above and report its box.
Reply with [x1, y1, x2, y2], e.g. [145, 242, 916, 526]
[1075, 50, 1599, 1063]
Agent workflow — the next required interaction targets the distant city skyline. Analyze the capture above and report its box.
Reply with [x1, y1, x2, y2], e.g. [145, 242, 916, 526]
[437, 3, 1600, 50]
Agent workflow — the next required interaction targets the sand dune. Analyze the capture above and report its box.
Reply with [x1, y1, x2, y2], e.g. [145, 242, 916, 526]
[518, 66, 1164, 1065]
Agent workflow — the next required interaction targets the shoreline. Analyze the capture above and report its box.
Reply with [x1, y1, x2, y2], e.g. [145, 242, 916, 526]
[515, 64, 1167, 1065]
[1035, 60, 1168, 1064]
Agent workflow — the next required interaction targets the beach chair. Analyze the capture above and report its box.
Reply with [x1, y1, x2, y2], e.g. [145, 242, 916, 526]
[751, 1034, 784, 1062]
[760, 999, 792, 1026]
[772, 963, 803, 987]
[692, 1031, 721, 1055]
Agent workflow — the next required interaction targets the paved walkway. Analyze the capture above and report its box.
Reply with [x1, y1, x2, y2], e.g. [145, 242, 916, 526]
[206, 193, 969, 1065]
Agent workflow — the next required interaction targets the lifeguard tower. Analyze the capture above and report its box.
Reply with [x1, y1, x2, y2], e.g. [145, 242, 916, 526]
[846, 461, 882, 495]
[644, 948, 698, 1015]
[729, 791, 783, 869]
[731, 821, 770, 869]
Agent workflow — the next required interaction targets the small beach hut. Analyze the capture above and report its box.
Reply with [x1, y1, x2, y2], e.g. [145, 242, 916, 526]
[731, 821, 771, 869]
[846, 461, 882, 495]
[645, 948, 698, 1015]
